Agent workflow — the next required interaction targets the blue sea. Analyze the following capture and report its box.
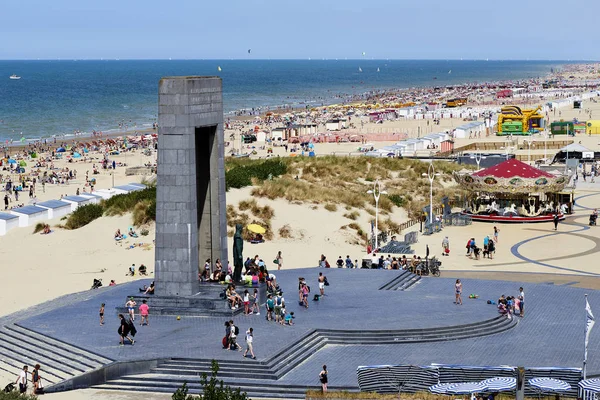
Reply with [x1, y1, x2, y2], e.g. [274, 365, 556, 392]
[0, 59, 570, 141]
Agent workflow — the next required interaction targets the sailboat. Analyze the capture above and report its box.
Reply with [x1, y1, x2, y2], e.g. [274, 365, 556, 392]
[377, 67, 380, 72]
[217, 66, 222, 72]
[358, 67, 363, 73]
[448, 70, 452, 74]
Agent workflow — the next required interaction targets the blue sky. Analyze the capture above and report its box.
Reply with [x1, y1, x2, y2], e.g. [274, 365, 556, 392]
[1, 0, 598, 60]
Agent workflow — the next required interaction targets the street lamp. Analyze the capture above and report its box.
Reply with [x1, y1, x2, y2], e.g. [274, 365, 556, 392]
[523, 139, 535, 164]
[422, 163, 441, 224]
[500, 146, 514, 160]
[470, 152, 486, 170]
[367, 179, 387, 251]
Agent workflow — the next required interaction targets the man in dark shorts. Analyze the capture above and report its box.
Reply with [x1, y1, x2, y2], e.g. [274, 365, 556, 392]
[15, 365, 28, 394]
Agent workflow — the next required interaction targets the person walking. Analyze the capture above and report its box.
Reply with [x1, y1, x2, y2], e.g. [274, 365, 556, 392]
[455, 279, 463, 305]
[553, 213, 559, 230]
[32, 364, 42, 394]
[15, 365, 28, 394]
[229, 320, 242, 351]
[493, 226, 500, 243]
[118, 314, 135, 346]
[243, 327, 256, 359]
[518, 287, 525, 317]
[318, 272, 326, 296]
[319, 365, 328, 392]
[442, 236, 450, 256]
[126, 297, 136, 321]
[275, 251, 283, 271]
[139, 300, 149, 326]
[99, 303, 105, 326]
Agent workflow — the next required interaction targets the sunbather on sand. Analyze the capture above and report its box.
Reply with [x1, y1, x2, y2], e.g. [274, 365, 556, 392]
[115, 229, 123, 240]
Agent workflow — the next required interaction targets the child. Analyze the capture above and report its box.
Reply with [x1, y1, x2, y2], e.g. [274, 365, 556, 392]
[279, 306, 286, 325]
[266, 294, 274, 321]
[251, 288, 260, 315]
[243, 289, 250, 315]
[139, 300, 149, 326]
[284, 311, 294, 325]
[99, 303, 105, 326]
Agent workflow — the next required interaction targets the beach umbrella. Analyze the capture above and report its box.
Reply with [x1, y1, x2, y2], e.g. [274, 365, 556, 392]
[579, 378, 600, 393]
[480, 377, 517, 391]
[429, 383, 455, 394]
[8, 159, 17, 164]
[246, 224, 266, 234]
[446, 382, 488, 394]
[528, 377, 571, 393]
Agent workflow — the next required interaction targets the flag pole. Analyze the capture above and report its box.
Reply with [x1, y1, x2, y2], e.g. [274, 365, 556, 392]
[584, 293, 588, 379]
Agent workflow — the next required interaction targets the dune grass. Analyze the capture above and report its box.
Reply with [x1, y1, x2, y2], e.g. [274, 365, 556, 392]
[64, 203, 104, 230]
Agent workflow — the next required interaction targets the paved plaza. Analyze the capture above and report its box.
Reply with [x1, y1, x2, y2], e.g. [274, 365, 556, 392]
[0, 264, 599, 393]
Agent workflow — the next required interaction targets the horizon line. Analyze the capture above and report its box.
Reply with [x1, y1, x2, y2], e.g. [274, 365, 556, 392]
[0, 58, 597, 62]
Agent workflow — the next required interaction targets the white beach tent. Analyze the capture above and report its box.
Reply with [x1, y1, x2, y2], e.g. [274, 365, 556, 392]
[10, 205, 49, 228]
[0, 212, 19, 235]
[61, 195, 96, 212]
[37, 200, 72, 219]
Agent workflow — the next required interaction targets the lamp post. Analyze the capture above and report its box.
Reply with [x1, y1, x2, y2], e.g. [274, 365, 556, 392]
[470, 152, 486, 170]
[524, 139, 535, 164]
[367, 179, 387, 251]
[422, 163, 440, 224]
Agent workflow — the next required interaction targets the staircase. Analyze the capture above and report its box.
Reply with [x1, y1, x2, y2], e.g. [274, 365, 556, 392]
[378, 270, 421, 291]
[91, 315, 518, 398]
[0, 324, 113, 385]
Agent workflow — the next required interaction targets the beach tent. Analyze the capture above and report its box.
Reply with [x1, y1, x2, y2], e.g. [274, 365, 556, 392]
[73, 152, 81, 158]
[0, 213, 19, 236]
[61, 195, 96, 212]
[7, 159, 16, 164]
[10, 206, 49, 228]
[56, 147, 66, 152]
[19, 161, 26, 167]
[37, 200, 72, 219]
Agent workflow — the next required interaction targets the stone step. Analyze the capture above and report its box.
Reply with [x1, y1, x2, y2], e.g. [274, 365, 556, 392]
[159, 360, 271, 371]
[378, 271, 413, 290]
[6, 324, 113, 365]
[0, 330, 103, 372]
[0, 345, 70, 383]
[152, 366, 276, 380]
[0, 360, 58, 385]
[93, 375, 354, 399]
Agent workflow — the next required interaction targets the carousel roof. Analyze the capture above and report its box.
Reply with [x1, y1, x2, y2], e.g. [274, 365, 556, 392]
[472, 159, 554, 179]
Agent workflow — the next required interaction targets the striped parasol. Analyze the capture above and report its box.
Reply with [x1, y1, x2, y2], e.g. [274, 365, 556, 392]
[481, 377, 517, 391]
[446, 382, 489, 394]
[429, 383, 455, 394]
[528, 377, 571, 392]
[579, 378, 600, 393]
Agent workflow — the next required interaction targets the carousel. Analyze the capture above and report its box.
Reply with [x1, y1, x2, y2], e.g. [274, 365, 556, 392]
[454, 159, 572, 223]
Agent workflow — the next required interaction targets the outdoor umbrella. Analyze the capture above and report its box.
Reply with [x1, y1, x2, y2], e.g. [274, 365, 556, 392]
[528, 377, 571, 393]
[480, 377, 517, 391]
[429, 383, 455, 394]
[446, 382, 488, 394]
[7, 159, 16, 164]
[247, 224, 266, 234]
[579, 378, 600, 393]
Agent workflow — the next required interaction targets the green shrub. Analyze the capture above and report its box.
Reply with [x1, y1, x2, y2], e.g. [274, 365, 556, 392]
[33, 222, 46, 234]
[103, 187, 156, 216]
[64, 204, 104, 229]
[324, 203, 338, 212]
[140, 228, 150, 236]
[172, 360, 247, 400]
[388, 194, 405, 207]
[0, 388, 38, 400]
[225, 159, 288, 190]
[132, 199, 156, 227]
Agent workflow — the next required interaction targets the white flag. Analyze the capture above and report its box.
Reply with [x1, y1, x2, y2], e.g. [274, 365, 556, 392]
[585, 298, 595, 362]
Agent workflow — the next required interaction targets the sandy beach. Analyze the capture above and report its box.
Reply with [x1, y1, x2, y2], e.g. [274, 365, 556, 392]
[1, 63, 600, 398]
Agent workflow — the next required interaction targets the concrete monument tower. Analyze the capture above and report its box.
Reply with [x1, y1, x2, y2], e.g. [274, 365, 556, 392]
[154, 76, 228, 297]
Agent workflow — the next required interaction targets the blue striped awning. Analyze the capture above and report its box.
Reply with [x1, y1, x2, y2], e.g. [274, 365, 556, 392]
[446, 382, 488, 394]
[481, 377, 517, 391]
[579, 378, 600, 393]
[528, 377, 571, 392]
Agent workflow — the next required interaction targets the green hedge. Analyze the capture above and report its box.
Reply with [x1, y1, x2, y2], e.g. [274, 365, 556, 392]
[103, 187, 156, 216]
[226, 159, 287, 190]
[64, 203, 104, 229]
